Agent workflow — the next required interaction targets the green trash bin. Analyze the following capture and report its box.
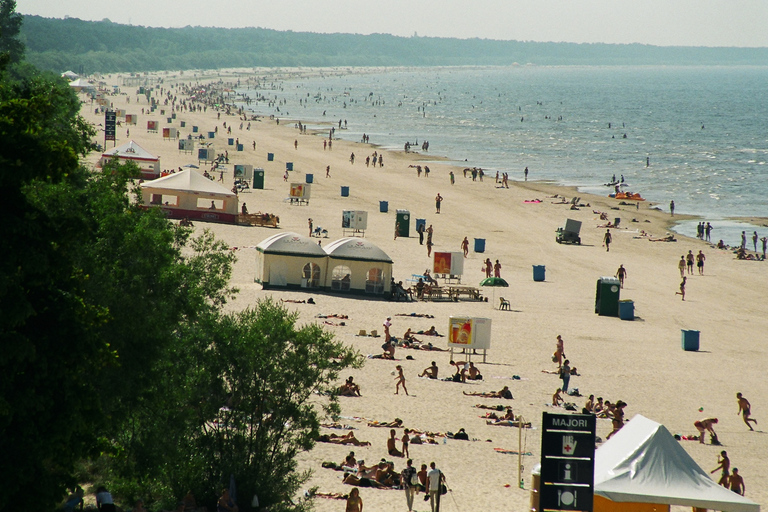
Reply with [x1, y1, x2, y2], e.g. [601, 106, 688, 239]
[595, 276, 621, 317]
[681, 330, 700, 351]
[253, 169, 265, 190]
[395, 210, 410, 237]
[619, 300, 634, 320]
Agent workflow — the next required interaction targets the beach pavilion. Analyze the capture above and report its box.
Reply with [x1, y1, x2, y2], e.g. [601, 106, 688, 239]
[593, 414, 760, 512]
[255, 232, 328, 289]
[323, 237, 393, 296]
[100, 140, 161, 180]
[140, 169, 238, 224]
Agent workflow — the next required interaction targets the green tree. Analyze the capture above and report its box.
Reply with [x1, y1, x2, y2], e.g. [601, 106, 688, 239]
[0, 0, 23, 66]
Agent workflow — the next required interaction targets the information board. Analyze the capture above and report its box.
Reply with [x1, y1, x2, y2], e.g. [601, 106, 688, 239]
[104, 110, 116, 142]
[539, 413, 596, 512]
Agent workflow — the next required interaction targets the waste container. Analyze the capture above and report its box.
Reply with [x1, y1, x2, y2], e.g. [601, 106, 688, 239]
[619, 300, 634, 320]
[192, 125, 198, 133]
[172, 113, 176, 119]
[167, 117, 173, 123]
[237, 144, 243, 152]
[474, 238, 486, 253]
[533, 265, 546, 282]
[340, 186, 349, 197]
[396, 210, 410, 237]
[180, 121, 186, 128]
[614, 217, 621, 228]
[286, 162, 293, 171]
[253, 169, 265, 190]
[267, 152, 274, 161]
[228, 138, 234, 146]
[416, 219, 426, 232]
[682, 330, 700, 351]
[306, 174, 313, 184]
[379, 201, 388, 213]
[595, 276, 621, 316]
[207, 131, 215, 139]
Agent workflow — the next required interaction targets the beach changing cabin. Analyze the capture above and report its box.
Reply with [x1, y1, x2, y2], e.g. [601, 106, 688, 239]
[323, 238, 393, 296]
[140, 169, 238, 223]
[255, 232, 328, 289]
[100, 140, 161, 180]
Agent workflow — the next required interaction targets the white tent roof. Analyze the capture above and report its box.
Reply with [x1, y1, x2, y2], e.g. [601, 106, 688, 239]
[68, 77, 92, 87]
[324, 237, 393, 263]
[62, 70, 79, 79]
[103, 140, 158, 161]
[256, 232, 326, 257]
[595, 415, 759, 512]
[140, 169, 236, 198]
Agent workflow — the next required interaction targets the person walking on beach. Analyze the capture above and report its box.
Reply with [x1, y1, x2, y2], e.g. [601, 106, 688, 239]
[417, 222, 425, 245]
[461, 237, 469, 257]
[705, 222, 713, 242]
[670, 200, 675, 217]
[736, 392, 757, 431]
[554, 335, 565, 367]
[711, 450, 730, 487]
[615, 264, 627, 288]
[426, 224, 433, 246]
[678, 256, 686, 277]
[740, 231, 746, 250]
[524, 166, 529, 181]
[752, 231, 758, 252]
[696, 250, 706, 275]
[493, 260, 502, 278]
[435, 193, 443, 214]
[686, 250, 694, 275]
[308, 218, 313, 237]
[484, 258, 493, 278]
[394, 365, 408, 396]
[762, 236, 767, 259]
[449, 171, 455, 185]
[603, 229, 612, 252]
[326, 165, 330, 178]
[676, 276, 686, 301]
[729, 468, 746, 496]
[401, 459, 417, 512]
[559, 359, 571, 393]
[345, 488, 363, 512]
[427, 462, 446, 512]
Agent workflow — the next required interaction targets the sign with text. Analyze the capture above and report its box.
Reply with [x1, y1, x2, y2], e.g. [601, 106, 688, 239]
[540, 413, 596, 512]
[104, 110, 116, 142]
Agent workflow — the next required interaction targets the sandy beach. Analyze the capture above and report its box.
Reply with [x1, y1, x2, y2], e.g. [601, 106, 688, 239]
[81, 69, 768, 511]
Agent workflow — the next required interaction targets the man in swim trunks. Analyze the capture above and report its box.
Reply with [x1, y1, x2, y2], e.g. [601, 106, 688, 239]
[736, 392, 757, 431]
[694, 417, 718, 444]
[615, 264, 627, 288]
[729, 468, 745, 496]
[419, 361, 439, 379]
[710, 450, 730, 487]
[388, 429, 404, 457]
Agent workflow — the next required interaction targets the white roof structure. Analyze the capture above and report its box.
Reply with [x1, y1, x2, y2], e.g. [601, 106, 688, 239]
[594, 415, 759, 512]
[324, 237, 393, 263]
[62, 70, 79, 80]
[102, 140, 158, 162]
[140, 169, 235, 198]
[68, 77, 92, 88]
[256, 232, 326, 257]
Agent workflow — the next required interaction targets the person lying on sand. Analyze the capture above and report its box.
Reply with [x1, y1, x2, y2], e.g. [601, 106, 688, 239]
[342, 473, 388, 489]
[648, 233, 676, 242]
[482, 407, 515, 421]
[487, 418, 532, 428]
[420, 325, 441, 336]
[317, 432, 371, 446]
[368, 418, 403, 428]
[320, 422, 356, 430]
[475, 404, 507, 411]
[396, 313, 436, 318]
[463, 386, 513, 399]
[304, 490, 347, 500]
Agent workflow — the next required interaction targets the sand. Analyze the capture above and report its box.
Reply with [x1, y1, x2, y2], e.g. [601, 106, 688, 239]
[81, 69, 768, 511]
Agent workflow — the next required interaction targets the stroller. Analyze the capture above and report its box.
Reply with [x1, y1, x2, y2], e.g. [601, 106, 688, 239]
[312, 226, 329, 238]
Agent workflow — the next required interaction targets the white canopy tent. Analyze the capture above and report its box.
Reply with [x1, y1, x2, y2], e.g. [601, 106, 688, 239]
[255, 232, 328, 289]
[594, 415, 759, 512]
[323, 237, 393, 295]
[100, 140, 161, 179]
[68, 77, 93, 91]
[140, 169, 238, 224]
[62, 70, 79, 80]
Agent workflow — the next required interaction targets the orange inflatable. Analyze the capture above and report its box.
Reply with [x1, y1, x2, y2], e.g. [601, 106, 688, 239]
[614, 192, 645, 201]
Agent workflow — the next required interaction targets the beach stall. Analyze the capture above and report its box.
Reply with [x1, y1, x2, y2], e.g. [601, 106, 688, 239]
[147, 120, 158, 133]
[447, 316, 491, 362]
[140, 169, 238, 224]
[289, 183, 311, 205]
[593, 415, 759, 512]
[162, 127, 178, 140]
[323, 238, 393, 296]
[433, 251, 464, 280]
[99, 140, 160, 180]
[178, 138, 194, 154]
[125, 114, 137, 125]
[342, 210, 368, 237]
[255, 232, 327, 289]
[198, 146, 216, 164]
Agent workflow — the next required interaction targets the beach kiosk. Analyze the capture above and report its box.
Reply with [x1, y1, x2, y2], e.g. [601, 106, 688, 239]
[433, 252, 464, 282]
[289, 183, 311, 205]
[140, 169, 238, 224]
[146, 120, 158, 133]
[447, 316, 491, 362]
[342, 210, 368, 237]
[324, 238, 393, 296]
[162, 127, 178, 140]
[198, 146, 216, 164]
[178, 138, 194, 154]
[255, 232, 328, 289]
[100, 140, 160, 180]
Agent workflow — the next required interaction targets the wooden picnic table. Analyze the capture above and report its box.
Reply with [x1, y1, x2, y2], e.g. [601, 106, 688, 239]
[446, 285, 483, 300]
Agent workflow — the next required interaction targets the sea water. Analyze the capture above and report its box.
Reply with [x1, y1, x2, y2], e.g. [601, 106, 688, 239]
[236, 66, 768, 244]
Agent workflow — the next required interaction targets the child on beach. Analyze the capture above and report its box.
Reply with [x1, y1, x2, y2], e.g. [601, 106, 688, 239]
[676, 276, 686, 301]
[736, 393, 757, 431]
[395, 365, 408, 395]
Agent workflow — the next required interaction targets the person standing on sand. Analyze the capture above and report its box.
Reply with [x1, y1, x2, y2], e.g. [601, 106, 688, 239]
[326, 165, 330, 178]
[394, 366, 408, 396]
[686, 250, 694, 275]
[603, 229, 612, 252]
[559, 359, 571, 393]
[449, 171, 455, 185]
[308, 218, 313, 237]
[400, 459, 417, 512]
[435, 193, 443, 214]
[484, 258, 493, 278]
[676, 276, 686, 301]
[384, 317, 392, 342]
[705, 222, 713, 242]
[696, 250, 706, 275]
[752, 231, 758, 252]
[736, 392, 757, 431]
[493, 260, 502, 278]
[461, 237, 469, 257]
[729, 468, 746, 496]
[345, 488, 363, 512]
[395, 222, 400, 241]
[524, 167, 529, 181]
[694, 417, 718, 444]
[417, 222, 425, 245]
[554, 335, 565, 367]
[427, 462, 446, 512]
[615, 264, 627, 288]
[678, 256, 686, 277]
[711, 451, 730, 487]
[740, 231, 746, 250]
[670, 200, 675, 216]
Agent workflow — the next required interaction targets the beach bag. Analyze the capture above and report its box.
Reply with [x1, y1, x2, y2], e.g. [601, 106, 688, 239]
[440, 483, 448, 495]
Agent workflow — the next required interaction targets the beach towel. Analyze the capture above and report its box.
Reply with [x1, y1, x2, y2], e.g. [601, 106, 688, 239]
[494, 448, 533, 456]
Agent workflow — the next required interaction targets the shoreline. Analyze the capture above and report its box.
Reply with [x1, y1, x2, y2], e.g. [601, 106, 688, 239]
[79, 69, 768, 510]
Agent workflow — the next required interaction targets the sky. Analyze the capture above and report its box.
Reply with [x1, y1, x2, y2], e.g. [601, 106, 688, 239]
[16, 0, 768, 48]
